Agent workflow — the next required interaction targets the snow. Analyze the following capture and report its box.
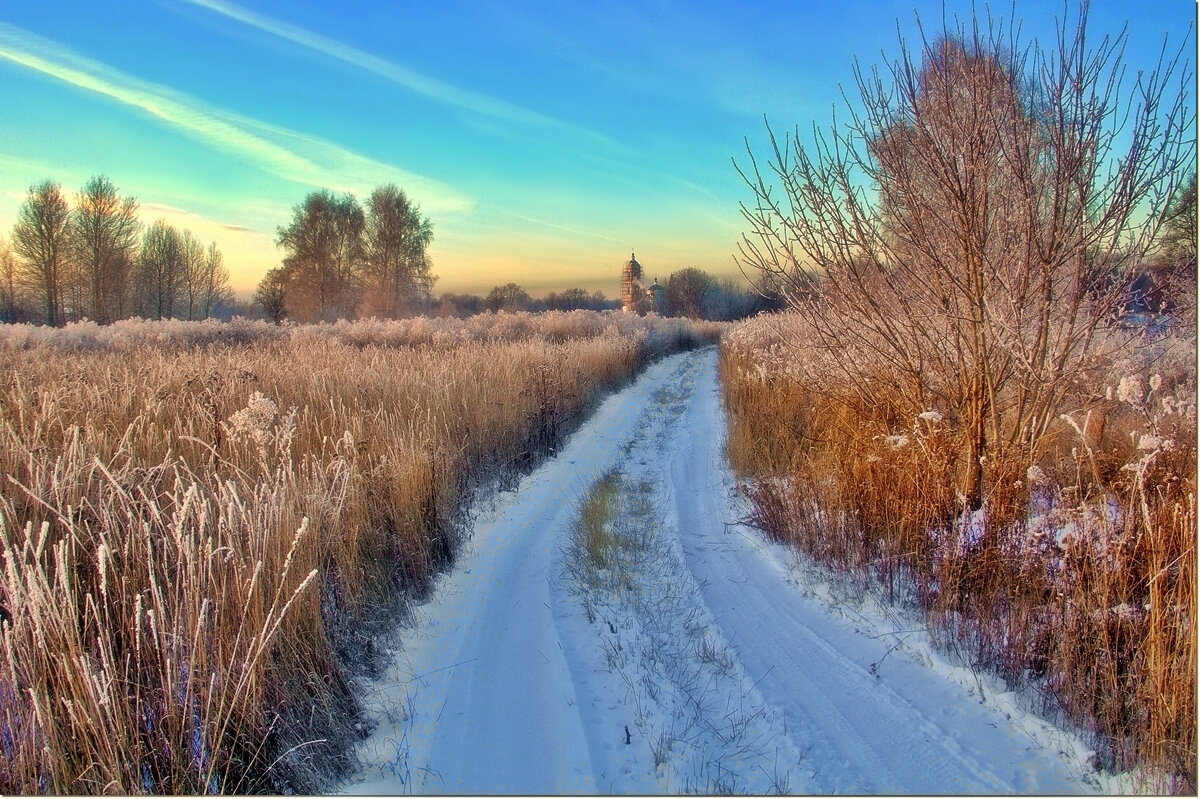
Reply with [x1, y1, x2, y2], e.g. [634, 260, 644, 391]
[339, 348, 1103, 795]
[664, 351, 1097, 794]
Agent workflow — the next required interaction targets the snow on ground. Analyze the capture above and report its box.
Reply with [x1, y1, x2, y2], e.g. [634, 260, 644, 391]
[662, 350, 1101, 795]
[340, 347, 1102, 795]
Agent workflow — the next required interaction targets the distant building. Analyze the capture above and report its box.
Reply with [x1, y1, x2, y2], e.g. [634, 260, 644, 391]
[621, 251, 643, 312]
[647, 277, 665, 309]
[621, 251, 663, 313]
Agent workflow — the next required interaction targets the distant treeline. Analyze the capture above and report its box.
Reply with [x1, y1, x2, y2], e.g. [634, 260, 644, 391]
[2, 175, 784, 327]
[432, 272, 784, 321]
[2, 176, 233, 326]
[256, 185, 783, 323]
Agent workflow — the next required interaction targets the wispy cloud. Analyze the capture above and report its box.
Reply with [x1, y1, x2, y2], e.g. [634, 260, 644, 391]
[0, 22, 473, 214]
[140, 200, 257, 234]
[0, 152, 81, 180]
[507, 212, 625, 245]
[139, 201, 270, 243]
[178, 0, 628, 154]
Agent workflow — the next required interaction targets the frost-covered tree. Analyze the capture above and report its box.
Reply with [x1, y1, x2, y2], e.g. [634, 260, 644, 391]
[11, 181, 71, 326]
[71, 175, 141, 324]
[137, 220, 183, 320]
[665, 267, 715, 319]
[1148, 175, 1198, 332]
[485, 282, 531, 312]
[254, 266, 289, 324]
[361, 184, 435, 318]
[200, 241, 234, 319]
[176, 228, 207, 321]
[0, 236, 23, 323]
[736, 6, 1194, 508]
[276, 190, 366, 322]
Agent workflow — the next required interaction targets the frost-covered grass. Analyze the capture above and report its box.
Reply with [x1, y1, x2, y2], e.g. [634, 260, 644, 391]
[721, 311, 1197, 792]
[0, 309, 725, 354]
[0, 311, 720, 794]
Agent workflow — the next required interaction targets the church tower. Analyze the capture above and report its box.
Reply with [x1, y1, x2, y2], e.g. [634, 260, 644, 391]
[621, 251, 643, 312]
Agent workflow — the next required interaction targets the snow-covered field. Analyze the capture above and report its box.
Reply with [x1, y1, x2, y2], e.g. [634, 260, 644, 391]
[340, 347, 1105, 794]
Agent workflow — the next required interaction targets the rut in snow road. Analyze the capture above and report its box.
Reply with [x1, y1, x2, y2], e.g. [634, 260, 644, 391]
[341, 347, 1095, 795]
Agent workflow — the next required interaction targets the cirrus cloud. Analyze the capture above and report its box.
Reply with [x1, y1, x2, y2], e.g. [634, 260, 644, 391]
[0, 21, 474, 215]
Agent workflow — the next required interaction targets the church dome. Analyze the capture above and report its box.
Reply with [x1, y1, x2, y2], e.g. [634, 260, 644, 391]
[622, 251, 643, 281]
[648, 277, 665, 307]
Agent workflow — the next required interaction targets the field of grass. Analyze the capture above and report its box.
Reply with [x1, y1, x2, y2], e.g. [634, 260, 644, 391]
[0, 310, 721, 794]
[721, 312, 1196, 792]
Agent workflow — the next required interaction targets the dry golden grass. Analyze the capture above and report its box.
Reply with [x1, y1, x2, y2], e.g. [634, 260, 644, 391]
[574, 471, 623, 574]
[721, 313, 1197, 792]
[0, 311, 720, 794]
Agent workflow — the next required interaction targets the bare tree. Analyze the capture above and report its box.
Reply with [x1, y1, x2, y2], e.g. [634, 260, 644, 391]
[254, 266, 289, 324]
[177, 228, 206, 320]
[138, 220, 182, 320]
[1151, 175, 1197, 334]
[362, 184, 435, 318]
[0, 237, 21, 323]
[436, 292, 485, 317]
[665, 267, 716, 318]
[544, 287, 606, 311]
[277, 191, 365, 322]
[72, 175, 141, 324]
[700, 276, 772, 320]
[485, 282, 531, 312]
[198, 241, 233, 319]
[11, 181, 71, 327]
[735, 6, 1194, 508]
[1161, 175, 1198, 266]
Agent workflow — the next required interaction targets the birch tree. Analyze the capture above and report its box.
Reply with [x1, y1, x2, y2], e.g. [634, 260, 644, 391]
[138, 220, 182, 320]
[72, 175, 141, 323]
[198, 241, 233, 319]
[665, 267, 715, 318]
[276, 191, 365, 322]
[0, 237, 20, 323]
[11, 181, 70, 327]
[178, 228, 206, 320]
[362, 184, 435, 318]
[254, 266, 289, 324]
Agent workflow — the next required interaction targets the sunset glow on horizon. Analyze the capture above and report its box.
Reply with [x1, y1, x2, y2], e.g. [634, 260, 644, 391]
[0, 0, 1192, 299]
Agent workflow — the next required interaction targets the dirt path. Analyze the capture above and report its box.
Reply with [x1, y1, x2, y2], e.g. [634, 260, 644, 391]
[340, 347, 1095, 794]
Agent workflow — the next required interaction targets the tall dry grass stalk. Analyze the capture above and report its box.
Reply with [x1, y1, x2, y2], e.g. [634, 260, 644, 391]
[0, 311, 721, 794]
[722, 312, 1196, 791]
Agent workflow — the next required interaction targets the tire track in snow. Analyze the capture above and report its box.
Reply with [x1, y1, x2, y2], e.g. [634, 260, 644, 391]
[553, 350, 808, 794]
[341, 347, 1092, 795]
[342, 351, 702, 795]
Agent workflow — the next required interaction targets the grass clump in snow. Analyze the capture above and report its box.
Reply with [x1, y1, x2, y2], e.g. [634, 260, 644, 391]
[567, 472, 657, 593]
[563, 470, 796, 794]
[576, 470, 623, 572]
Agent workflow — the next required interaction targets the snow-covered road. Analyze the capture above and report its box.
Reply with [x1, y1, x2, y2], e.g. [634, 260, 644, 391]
[341, 347, 1097, 795]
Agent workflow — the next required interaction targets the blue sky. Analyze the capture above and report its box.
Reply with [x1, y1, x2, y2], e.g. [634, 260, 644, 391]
[0, 1, 1194, 298]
